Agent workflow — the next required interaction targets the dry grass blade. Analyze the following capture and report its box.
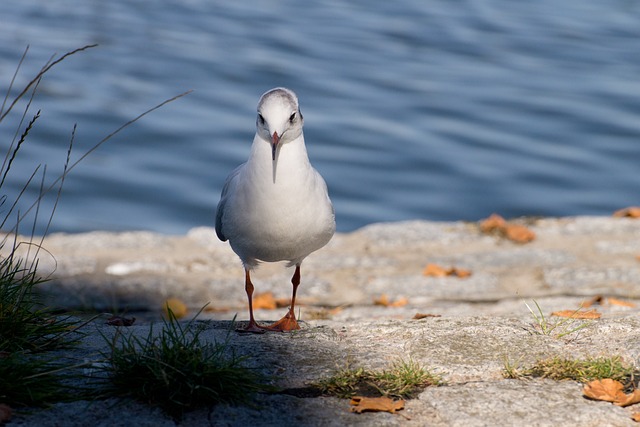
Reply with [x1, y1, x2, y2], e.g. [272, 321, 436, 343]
[0, 44, 98, 123]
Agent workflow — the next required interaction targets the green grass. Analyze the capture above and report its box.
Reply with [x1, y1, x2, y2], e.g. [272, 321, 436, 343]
[0, 255, 81, 353]
[504, 355, 635, 383]
[0, 44, 190, 414]
[315, 358, 442, 399]
[98, 309, 270, 420]
[525, 300, 593, 338]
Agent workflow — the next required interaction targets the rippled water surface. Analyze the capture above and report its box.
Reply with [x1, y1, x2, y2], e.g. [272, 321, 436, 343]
[1, 1, 639, 234]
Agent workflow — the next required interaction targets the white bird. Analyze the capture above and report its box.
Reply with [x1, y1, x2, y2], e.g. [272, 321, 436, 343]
[215, 87, 335, 332]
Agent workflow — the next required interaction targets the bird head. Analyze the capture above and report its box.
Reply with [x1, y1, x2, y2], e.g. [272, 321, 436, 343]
[256, 87, 304, 161]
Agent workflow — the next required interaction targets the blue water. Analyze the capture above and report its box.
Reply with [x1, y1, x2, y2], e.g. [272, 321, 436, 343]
[1, 1, 639, 235]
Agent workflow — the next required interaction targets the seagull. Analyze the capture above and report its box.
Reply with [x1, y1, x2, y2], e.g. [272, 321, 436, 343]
[215, 87, 335, 332]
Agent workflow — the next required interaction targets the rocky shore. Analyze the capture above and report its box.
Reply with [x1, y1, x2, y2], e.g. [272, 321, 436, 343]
[10, 216, 640, 426]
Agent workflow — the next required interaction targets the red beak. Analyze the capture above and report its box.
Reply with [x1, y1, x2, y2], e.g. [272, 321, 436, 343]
[271, 131, 280, 161]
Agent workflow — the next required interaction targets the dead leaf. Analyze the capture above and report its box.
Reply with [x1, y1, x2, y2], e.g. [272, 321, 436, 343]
[551, 309, 601, 319]
[504, 224, 536, 243]
[373, 294, 408, 307]
[423, 264, 472, 278]
[275, 297, 292, 308]
[350, 396, 405, 414]
[581, 295, 604, 308]
[581, 296, 635, 308]
[163, 297, 188, 319]
[252, 292, 277, 310]
[413, 313, 441, 319]
[616, 389, 640, 407]
[0, 404, 12, 424]
[608, 297, 636, 308]
[632, 412, 640, 422]
[584, 379, 640, 407]
[106, 315, 136, 326]
[479, 213, 506, 232]
[422, 264, 448, 277]
[583, 378, 626, 403]
[479, 213, 536, 243]
[613, 207, 640, 218]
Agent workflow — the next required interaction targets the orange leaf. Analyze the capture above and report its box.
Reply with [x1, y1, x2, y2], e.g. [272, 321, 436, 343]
[413, 313, 441, 319]
[350, 396, 405, 414]
[253, 292, 277, 310]
[423, 264, 449, 277]
[613, 207, 640, 218]
[504, 224, 536, 243]
[551, 309, 601, 319]
[163, 297, 188, 319]
[373, 294, 408, 307]
[631, 412, 640, 422]
[607, 297, 636, 308]
[275, 297, 292, 308]
[480, 213, 506, 232]
[615, 389, 640, 407]
[423, 264, 472, 278]
[390, 297, 409, 307]
[583, 379, 626, 403]
[581, 295, 604, 308]
[479, 214, 535, 243]
[451, 267, 472, 278]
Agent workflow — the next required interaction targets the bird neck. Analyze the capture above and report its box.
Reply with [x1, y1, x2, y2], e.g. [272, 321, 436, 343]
[247, 134, 311, 183]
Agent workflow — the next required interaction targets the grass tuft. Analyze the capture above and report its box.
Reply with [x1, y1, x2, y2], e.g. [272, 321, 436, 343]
[525, 300, 593, 338]
[99, 309, 270, 420]
[315, 358, 442, 399]
[504, 355, 635, 383]
[0, 255, 80, 353]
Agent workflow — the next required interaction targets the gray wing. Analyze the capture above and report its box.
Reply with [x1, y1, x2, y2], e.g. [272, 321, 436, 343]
[215, 164, 243, 242]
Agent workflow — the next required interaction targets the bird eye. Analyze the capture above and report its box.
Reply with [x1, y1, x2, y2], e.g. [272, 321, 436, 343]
[289, 112, 296, 123]
[258, 114, 265, 124]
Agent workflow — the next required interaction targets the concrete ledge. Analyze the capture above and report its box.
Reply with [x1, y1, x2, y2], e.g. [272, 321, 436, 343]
[11, 216, 640, 426]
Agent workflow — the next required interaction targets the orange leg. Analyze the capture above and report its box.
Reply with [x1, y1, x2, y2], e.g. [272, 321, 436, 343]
[266, 265, 301, 331]
[238, 269, 267, 333]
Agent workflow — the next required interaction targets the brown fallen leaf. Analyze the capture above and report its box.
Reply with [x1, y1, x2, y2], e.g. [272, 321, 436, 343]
[106, 315, 136, 327]
[422, 263, 448, 277]
[613, 207, 640, 218]
[350, 396, 405, 414]
[581, 296, 635, 309]
[479, 213, 536, 243]
[275, 297, 292, 308]
[413, 313, 441, 319]
[581, 295, 604, 308]
[583, 379, 640, 407]
[551, 309, 601, 319]
[608, 297, 636, 308]
[583, 378, 626, 403]
[616, 389, 640, 407]
[373, 294, 408, 307]
[632, 412, 640, 422]
[423, 264, 472, 278]
[479, 213, 507, 232]
[0, 404, 12, 424]
[252, 292, 277, 310]
[504, 223, 536, 243]
[163, 297, 188, 319]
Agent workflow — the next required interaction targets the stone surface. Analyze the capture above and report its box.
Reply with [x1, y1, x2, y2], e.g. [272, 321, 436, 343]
[8, 216, 640, 426]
